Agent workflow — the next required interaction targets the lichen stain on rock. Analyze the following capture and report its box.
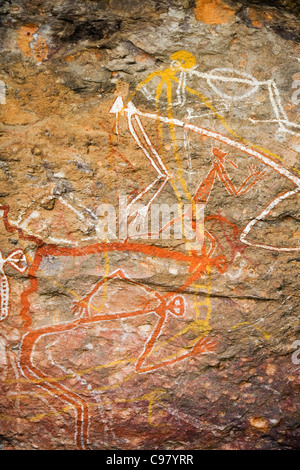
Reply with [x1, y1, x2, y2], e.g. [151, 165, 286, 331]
[194, 0, 236, 25]
[33, 37, 49, 63]
[17, 24, 39, 57]
[17, 24, 49, 63]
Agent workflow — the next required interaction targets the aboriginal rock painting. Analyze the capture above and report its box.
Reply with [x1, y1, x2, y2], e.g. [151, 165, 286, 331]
[0, 50, 299, 450]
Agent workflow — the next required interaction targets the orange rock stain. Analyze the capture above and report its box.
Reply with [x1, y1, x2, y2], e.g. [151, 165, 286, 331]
[194, 0, 235, 25]
[17, 24, 48, 63]
[17, 24, 38, 57]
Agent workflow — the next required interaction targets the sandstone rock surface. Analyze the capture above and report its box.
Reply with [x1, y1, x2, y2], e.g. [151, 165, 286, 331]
[0, 0, 299, 450]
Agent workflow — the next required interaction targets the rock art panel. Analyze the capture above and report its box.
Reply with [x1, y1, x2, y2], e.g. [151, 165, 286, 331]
[0, 0, 299, 451]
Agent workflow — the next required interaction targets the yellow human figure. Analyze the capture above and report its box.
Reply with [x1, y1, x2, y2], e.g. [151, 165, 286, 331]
[129, 51, 198, 206]
[128, 51, 214, 341]
[125, 51, 200, 245]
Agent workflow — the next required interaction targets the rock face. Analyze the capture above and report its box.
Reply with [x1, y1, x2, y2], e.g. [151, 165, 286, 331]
[0, 0, 299, 451]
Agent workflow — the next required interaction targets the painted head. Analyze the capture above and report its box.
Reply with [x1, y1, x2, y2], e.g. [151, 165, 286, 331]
[170, 50, 197, 71]
[212, 147, 228, 162]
